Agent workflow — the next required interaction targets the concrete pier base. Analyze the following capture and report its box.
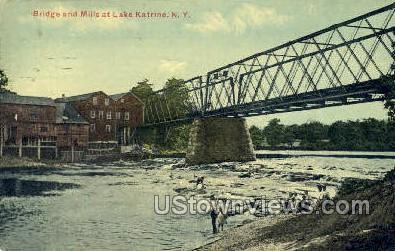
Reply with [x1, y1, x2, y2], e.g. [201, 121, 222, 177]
[186, 117, 256, 165]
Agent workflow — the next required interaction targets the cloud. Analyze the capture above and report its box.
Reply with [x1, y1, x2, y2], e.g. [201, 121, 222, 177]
[158, 60, 187, 74]
[306, 3, 317, 16]
[185, 11, 228, 33]
[186, 3, 289, 34]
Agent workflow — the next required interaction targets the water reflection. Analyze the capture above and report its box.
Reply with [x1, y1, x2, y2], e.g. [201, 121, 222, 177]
[0, 178, 80, 197]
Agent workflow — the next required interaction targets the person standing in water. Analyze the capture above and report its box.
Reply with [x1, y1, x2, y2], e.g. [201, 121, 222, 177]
[209, 196, 218, 234]
[210, 208, 218, 234]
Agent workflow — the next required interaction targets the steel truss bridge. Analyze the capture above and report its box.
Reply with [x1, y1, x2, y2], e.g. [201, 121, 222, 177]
[143, 4, 395, 127]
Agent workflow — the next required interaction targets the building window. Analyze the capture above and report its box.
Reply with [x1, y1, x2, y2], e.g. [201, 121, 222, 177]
[90, 124, 96, 132]
[90, 110, 95, 119]
[125, 112, 130, 120]
[105, 125, 111, 133]
[99, 111, 104, 119]
[107, 112, 111, 120]
[30, 113, 38, 121]
[116, 112, 121, 120]
[93, 97, 98, 105]
[40, 127, 48, 132]
[105, 98, 110, 106]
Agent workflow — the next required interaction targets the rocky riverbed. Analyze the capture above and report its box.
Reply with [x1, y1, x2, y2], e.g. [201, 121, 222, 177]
[0, 153, 394, 250]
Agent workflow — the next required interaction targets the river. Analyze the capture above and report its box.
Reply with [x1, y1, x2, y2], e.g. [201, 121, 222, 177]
[0, 151, 394, 250]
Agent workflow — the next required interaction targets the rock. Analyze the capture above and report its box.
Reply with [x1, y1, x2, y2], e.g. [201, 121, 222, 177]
[239, 172, 252, 178]
[285, 172, 324, 182]
[171, 163, 186, 169]
[242, 219, 255, 224]
[173, 187, 190, 193]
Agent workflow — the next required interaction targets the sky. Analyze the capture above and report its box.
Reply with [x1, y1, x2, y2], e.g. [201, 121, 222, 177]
[0, 0, 393, 127]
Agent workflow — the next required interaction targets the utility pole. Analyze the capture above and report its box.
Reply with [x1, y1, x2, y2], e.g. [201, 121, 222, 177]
[0, 124, 4, 157]
[37, 138, 41, 160]
[70, 124, 74, 163]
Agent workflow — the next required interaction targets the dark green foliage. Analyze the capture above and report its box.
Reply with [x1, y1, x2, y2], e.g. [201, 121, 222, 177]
[132, 78, 191, 151]
[250, 118, 395, 151]
[298, 121, 329, 149]
[382, 75, 395, 121]
[165, 124, 191, 151]
[162, 78, 190, 119]
[282, 124, 298, 147]
[249, 125, 265, 148]
[336, 177, 377, 197]
[263, 118, 284, 147]
[0, 69, 9, 93]
[130, 79, 154, 101]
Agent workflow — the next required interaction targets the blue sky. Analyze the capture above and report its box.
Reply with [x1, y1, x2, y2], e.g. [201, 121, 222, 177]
[0, 0, 392, 126]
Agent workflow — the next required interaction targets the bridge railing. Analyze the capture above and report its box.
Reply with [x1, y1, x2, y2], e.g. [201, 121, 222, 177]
[144, 3, 394, 126]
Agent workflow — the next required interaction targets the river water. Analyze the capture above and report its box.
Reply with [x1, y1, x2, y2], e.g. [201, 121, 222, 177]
[0, 151, 394, 250]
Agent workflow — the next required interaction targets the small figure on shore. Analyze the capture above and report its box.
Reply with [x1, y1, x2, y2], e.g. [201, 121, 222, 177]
[210, 208, 218, 234]
[217, 208, 228, 232]
[194, 175, 205, 189]
[316, 184, 327, 192]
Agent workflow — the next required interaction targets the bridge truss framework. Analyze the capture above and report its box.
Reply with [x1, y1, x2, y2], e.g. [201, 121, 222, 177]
[143, 4, 395, 126]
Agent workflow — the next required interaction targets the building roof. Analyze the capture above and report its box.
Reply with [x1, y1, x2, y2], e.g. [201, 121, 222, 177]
[109, 93, 126, 101]
[110, 91, 144, 104]
[55, 91, 103, 102]
[0, 92, 55, 106]
[55, 103, 89, 124]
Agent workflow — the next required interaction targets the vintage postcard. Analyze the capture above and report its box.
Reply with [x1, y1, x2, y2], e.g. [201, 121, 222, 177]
[0, 0, 394, 250]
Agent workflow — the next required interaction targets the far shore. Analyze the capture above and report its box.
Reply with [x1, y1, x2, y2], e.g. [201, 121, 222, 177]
[1, 149, 395, 169]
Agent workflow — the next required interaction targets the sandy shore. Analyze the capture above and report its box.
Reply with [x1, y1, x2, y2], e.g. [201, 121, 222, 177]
[196, 167, 395, 251]
[196, 214, 296, 251]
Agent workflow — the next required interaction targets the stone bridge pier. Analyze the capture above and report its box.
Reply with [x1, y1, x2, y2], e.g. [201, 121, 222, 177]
[186, 117, 256, 165]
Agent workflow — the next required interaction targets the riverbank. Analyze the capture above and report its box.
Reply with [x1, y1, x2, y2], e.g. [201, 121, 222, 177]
[198, 168, 395, 251]
[0, 156, 53, 169]
[2, 149, 395, 170]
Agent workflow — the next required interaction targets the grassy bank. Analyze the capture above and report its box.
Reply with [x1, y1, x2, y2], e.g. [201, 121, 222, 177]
[199, 167, 395, 251]
[0, 156, 64, 168]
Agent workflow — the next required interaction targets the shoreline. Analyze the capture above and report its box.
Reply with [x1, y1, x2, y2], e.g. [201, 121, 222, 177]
[0, 156, 60, 169]
[2, 149, 395, 170]
[196, 168, 395, 251]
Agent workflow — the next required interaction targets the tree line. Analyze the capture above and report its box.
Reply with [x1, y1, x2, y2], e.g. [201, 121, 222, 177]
[249, 118, 395, 151]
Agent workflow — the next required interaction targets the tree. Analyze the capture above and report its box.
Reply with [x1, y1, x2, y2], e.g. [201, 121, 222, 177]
[165, 124, 192, 151]
[130, 79, 154, 101]
[360, 118, 387, 150]
[263, 119, 284, 147]
[249, 125, 265, 149]
[0, 69, 9, 93]
[283, 124, 298, 147]
[298, 121, 328, 144]
[162, 77, 190, 117]
[382, 75, 395, 121]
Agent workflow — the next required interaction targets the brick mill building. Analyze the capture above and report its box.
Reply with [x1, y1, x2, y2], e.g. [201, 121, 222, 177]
[0, 92, 57, 159]
[0, 90, 144, 160]
[55, 91, 144, 153]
